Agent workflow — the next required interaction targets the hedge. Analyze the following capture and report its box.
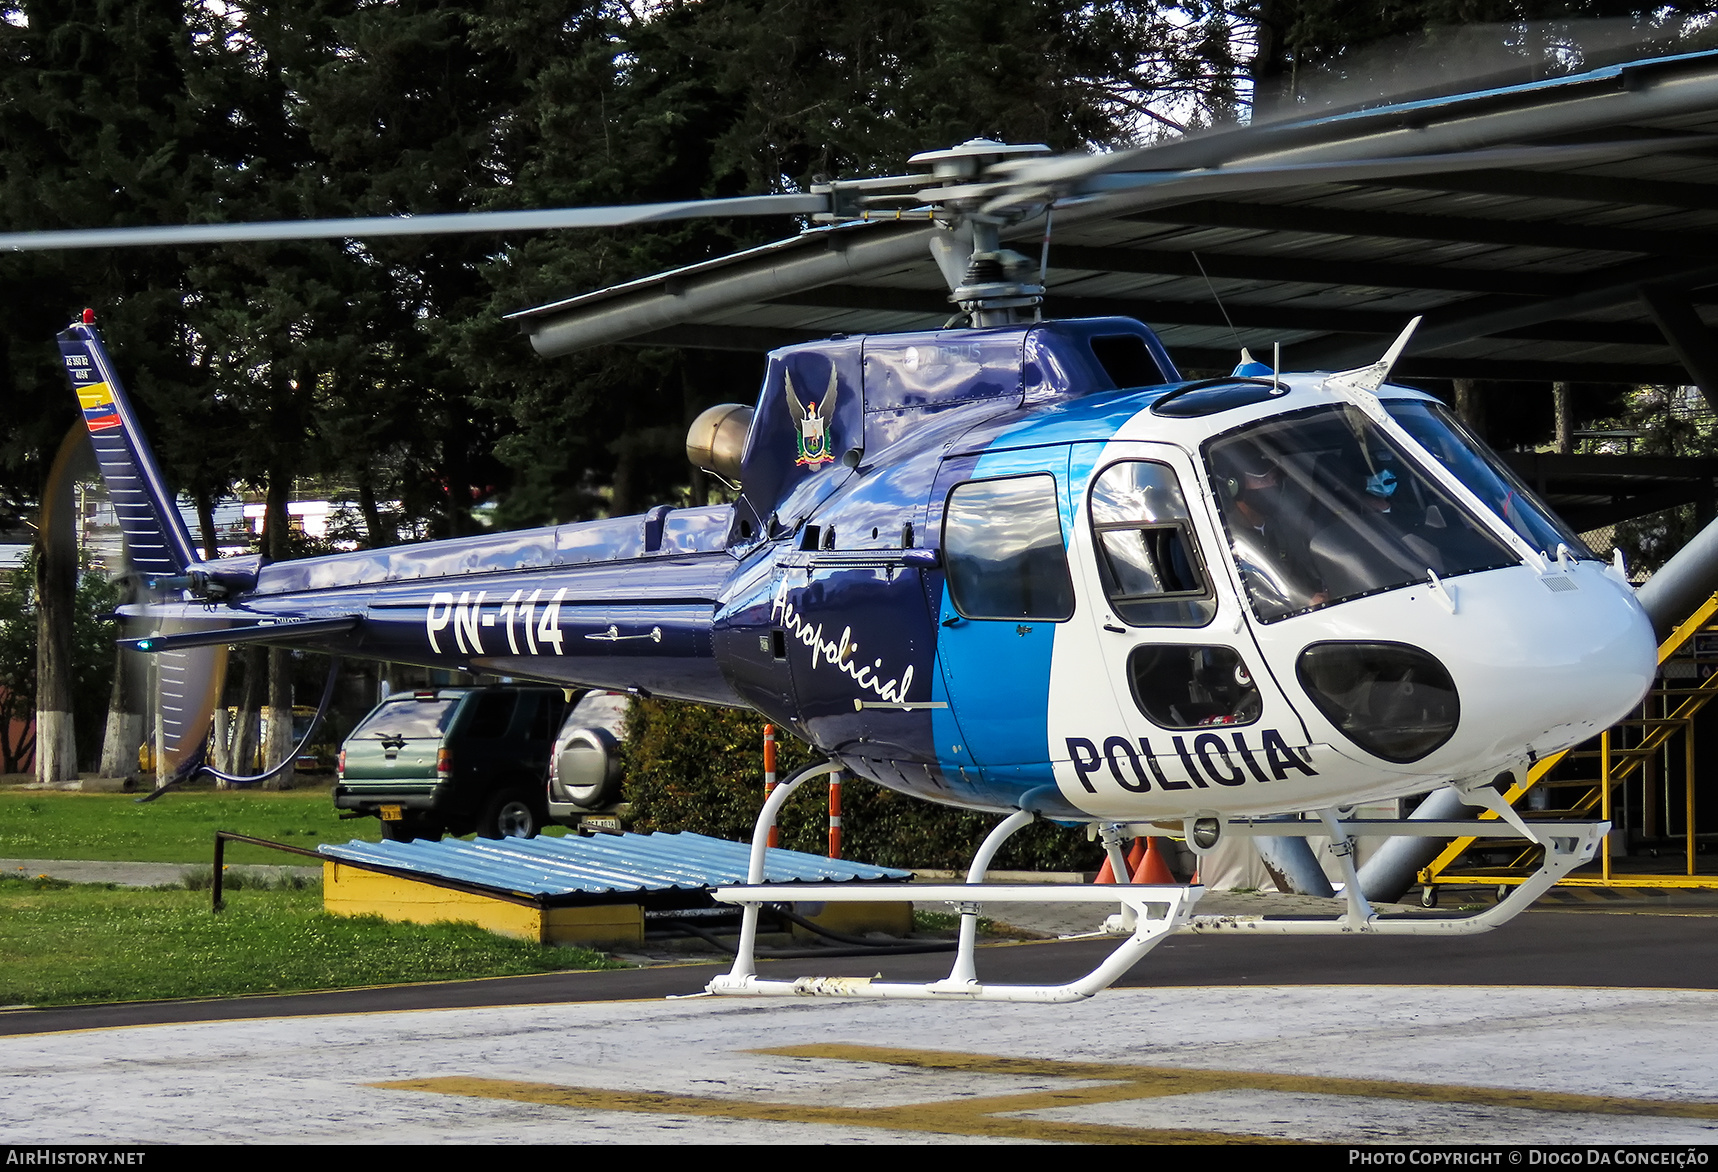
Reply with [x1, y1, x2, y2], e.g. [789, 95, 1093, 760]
[620, 698, 1102, 873]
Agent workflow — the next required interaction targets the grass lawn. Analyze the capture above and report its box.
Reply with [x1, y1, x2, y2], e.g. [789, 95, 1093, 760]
[0, 875, 619, 1006]
[0, 785, 573, 865]
[0, 786, 384, 865]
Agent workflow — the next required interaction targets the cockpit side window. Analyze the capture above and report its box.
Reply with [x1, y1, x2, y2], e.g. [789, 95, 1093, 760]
[943, 474, 1075, 621]
[1089, 334, 1165, 390]
[1088, 460, 1216, 628]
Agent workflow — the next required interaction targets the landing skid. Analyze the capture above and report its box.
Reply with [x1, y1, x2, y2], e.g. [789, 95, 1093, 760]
[706, 767, 1607, 1004]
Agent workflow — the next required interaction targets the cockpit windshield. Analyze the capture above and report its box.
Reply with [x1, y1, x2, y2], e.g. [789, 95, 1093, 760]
[1206, 405, 1520, 622]
[1385, 400, 1596, 562]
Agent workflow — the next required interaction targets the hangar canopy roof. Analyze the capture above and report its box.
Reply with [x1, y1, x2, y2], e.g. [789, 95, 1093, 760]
[510, 48, 1718, 391]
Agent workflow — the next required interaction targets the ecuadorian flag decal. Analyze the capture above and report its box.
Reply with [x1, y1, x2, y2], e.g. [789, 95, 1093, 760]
[76, 381, 121, 431]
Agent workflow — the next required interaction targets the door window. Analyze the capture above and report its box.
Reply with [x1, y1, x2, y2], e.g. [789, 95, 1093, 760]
[943, 474, 1075, 621]
[1127, 644, 1262, 728]
[1088, 460, 1215, 627]
[463, 691, 518, 739]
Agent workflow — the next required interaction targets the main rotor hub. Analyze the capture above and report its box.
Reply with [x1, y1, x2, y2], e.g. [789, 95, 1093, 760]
[907, 138, 1051, 181]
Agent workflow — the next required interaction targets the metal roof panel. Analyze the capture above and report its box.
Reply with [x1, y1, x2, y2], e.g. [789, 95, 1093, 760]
[320, 831, 911, 900]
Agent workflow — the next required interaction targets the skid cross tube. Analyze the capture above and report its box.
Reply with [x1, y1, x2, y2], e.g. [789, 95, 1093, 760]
[1183, 805, 1606, 936]
[709, 793, 1204, 1003]
[725, 758, 843, 980]
[708, 882, 1203, 1003]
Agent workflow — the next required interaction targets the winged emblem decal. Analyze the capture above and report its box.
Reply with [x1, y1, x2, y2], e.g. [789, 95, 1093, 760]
[785, 366, 838, 467]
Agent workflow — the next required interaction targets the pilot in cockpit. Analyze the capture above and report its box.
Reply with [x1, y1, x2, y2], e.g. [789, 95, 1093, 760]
[1309, 450, 1449, 601]
[1215, 442, 1328, 614]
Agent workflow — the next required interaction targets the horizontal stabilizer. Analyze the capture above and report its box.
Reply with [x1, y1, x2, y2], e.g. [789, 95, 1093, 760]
[123, 615, 361, 653]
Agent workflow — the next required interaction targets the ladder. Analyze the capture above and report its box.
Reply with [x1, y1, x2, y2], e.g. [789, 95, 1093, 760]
[1420, 592, 1718, 891]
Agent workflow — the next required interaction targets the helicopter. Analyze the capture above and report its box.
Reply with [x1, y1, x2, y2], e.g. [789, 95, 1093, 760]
[36, 54, 1704, 999]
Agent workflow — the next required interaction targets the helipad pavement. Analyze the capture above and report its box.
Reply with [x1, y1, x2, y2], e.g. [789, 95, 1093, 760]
[4, 985, 1716, 1144]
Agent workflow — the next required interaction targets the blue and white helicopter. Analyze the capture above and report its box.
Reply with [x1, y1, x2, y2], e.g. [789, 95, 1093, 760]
[32, 128, 1664, 1003]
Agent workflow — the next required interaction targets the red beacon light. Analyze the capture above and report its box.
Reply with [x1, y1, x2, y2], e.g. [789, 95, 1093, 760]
[82, 308, 94, 324]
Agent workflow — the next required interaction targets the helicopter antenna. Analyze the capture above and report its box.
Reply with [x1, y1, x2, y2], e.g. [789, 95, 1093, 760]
[1035, 209, 1054, 323]
[1191, 251, 1242, 354]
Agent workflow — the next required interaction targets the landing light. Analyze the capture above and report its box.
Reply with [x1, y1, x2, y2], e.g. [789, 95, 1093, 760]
[1190, 817, 1222, 851]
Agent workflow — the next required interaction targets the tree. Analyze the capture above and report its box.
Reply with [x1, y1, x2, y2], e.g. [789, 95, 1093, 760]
[0, 550, 120, 774]
[1247, 0, 1718, 117]
[451, 0, 1254, 527]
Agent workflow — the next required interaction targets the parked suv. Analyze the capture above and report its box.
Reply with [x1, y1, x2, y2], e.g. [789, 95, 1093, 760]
[545, 690, 630, 826]
[334, 686, 567, 841]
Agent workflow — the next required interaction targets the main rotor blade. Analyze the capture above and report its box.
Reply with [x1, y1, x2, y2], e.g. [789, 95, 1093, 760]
[0, 193, 829, 252]
[971, 136, 1713, 218]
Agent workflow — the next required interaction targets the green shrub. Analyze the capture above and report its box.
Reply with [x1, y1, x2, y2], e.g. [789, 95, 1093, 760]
[621, 698, 1101, 873]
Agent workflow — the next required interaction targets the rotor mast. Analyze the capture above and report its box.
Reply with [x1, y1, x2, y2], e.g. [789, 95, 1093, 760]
[814, 138, 1054, 327]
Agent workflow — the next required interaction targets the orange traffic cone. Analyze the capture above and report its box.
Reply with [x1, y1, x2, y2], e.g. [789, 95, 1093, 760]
[1131, 836, 1177, 884]
[1124, 838, 1146, 876]
[1097, 837, 1147, 884]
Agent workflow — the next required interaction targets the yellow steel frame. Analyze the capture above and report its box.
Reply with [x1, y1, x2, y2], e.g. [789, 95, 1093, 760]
[1420, 591, 1718, 890]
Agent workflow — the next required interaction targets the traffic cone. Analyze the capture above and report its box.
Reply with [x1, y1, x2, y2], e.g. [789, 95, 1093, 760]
[1131, 836, 1176, 884]
[1097, 837, 1146, 884]
[1124, 838, 1146, 876]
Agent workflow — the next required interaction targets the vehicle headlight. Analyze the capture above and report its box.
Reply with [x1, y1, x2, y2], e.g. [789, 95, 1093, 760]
[1295, 642, 1459, 763]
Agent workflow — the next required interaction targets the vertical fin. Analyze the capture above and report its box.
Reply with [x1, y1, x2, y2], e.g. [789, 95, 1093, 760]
[56, 318, 199, 577]
[155, 635, 227, 783]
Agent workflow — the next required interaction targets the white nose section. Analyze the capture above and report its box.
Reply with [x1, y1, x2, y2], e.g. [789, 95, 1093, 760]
[1399, 562, 1655, 770]
[1274, 560, 1658, 784]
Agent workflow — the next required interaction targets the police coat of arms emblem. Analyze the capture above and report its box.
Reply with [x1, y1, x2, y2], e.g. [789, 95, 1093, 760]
[785, 367, 838, 467]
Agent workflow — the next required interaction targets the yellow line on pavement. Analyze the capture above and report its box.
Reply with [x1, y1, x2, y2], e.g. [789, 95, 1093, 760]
[764, 1044, 1718, 1119]
[371, 1043, 1718, 1144]
[371, 1074, 1288, 1144]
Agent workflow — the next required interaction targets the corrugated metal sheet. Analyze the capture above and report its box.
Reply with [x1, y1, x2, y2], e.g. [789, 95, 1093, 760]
[319, 831, 910, 900]
[508, 48, 1718, 389]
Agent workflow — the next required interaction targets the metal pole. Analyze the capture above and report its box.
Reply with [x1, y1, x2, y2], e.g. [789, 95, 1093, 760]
[1601, 730, 1613, 883]
[1643, 695, 1658, 841]
[1635, 518, 1718, 641]
[212, 833, 226, 913]
[828, 769, 842, 859]
[762, 724, 779, 849]
[1688, 711, 1698, 877]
